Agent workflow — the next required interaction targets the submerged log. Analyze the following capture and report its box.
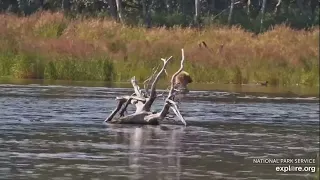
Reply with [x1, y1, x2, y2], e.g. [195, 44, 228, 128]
[105, 49, 191, 126]
[109, 111, 160, 125]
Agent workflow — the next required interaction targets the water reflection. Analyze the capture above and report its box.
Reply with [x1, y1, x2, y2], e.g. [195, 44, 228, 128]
[110, 125, 185, 180]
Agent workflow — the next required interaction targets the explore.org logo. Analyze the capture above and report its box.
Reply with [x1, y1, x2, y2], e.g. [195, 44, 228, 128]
[252, 158, 318, 174]
[275, 165, 316, 173]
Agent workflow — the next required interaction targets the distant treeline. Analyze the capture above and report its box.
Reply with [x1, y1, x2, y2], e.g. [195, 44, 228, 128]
[0, 0, 319, 32]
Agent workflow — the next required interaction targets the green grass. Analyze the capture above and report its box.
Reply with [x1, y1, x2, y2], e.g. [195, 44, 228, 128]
[0, 12, 318, 87]
[0, 51, 319, 87]
[0, 52, 115, 81]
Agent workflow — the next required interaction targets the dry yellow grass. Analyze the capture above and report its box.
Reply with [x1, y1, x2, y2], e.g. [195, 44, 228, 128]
[0, 11, 318, 86]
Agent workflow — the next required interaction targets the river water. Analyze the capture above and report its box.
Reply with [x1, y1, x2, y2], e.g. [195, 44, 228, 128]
[0, 81, 319, 180]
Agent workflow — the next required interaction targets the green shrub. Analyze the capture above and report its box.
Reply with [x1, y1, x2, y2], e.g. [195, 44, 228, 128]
[12, 53, 45, 79]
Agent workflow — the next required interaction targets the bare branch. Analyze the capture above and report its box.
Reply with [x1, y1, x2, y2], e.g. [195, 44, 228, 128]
[168, 99, 187, 126]
[143, 61, 169, 97]
[150, 56, 172, 97]
[119, 98, 132, 117]
[119, 95, 146, 102]
[105, 98, 126, 122]
[157, 49, 188, 126]
[106, 94, 147, 119]
[143, 65, 160, 96]
[168, 49, 185, 99]
[131, 76, 142, 97]
[143, 56, 173, 111]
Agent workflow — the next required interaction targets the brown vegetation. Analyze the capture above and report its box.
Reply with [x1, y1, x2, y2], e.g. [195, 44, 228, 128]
[0, 12, 318, 86]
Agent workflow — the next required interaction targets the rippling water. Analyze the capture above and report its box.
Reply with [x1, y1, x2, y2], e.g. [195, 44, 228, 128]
[0, 83, 319, 180]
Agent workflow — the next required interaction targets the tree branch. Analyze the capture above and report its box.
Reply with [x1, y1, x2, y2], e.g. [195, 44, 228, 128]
[158, 49, 187, 126]
[119, 98, 132, 117]
[111, 94, 147, 117]
[105, 98, 126, 122]
[143, 56, 173, 111]
[120, 95, 146, 102]
[143, 65, 160, 97]
[168, 99, 187, 126]
[131, 76, 143, 97]
[168, 49, 185, 99]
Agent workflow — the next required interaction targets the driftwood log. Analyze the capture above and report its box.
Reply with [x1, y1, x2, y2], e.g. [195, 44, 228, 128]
[105, 49, 192, 126]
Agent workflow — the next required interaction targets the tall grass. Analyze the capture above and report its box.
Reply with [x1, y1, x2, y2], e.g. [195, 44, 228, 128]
[0, 12, 318, 86]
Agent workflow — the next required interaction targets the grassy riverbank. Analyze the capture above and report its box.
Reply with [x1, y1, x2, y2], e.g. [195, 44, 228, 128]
[0, 12, 319, 87]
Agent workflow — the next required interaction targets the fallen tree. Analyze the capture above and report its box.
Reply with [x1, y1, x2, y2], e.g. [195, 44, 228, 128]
[105, 49, 192, 126]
